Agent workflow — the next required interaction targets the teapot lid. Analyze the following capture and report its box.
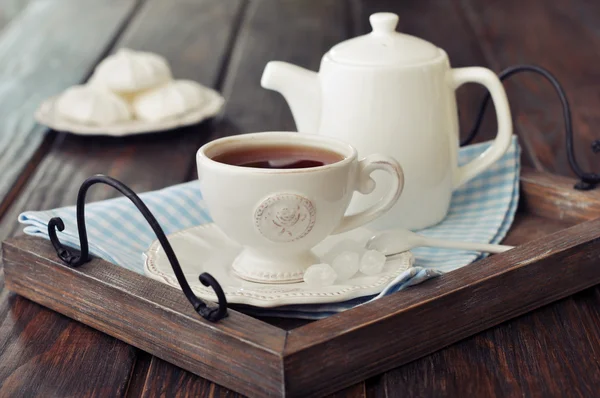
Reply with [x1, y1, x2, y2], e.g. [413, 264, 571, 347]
[327, 13, 442, 66]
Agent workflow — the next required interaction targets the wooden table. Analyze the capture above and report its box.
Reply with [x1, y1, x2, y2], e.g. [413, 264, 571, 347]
[0, 0, 598, 396]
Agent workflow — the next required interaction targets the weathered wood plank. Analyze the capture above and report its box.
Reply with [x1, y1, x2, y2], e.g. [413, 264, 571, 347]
[373, 294, 600, 397]
[460, 0, 600, 176]
[352, 1, 600, 397]
[137, 0, 353, 392]
[520, 168, 600, 223]
[0, 295, 138, 397]
[456, 2, 600, 397]
[570, 287, 600, 374]
[3, 1, 600, 396]
[0, 0, 33, 30]
[0, 0, 246, 396]
[0, 0, 140, 216]
[218, 0, 350, 135]
[2, 236, 287, 397]
[283, 215, 600, 396]
[3, 172, 600, 397]
[0, 1, 143, 396]
[0, 0, 244, 241]
[124, 351, 153, 398]
[134, 357, 244, 398]
[326, 383, 367, 398]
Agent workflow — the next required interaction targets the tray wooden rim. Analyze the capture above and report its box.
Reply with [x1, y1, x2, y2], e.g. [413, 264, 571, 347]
[3, 168, 600, 397]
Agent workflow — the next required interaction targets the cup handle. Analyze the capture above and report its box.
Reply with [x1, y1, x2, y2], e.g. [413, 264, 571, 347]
[332, 154, 404, 234]
[451, 67, 513, 188]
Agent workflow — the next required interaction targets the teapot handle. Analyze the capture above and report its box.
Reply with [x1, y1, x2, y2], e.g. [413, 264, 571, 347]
[451, 67, 513, 188]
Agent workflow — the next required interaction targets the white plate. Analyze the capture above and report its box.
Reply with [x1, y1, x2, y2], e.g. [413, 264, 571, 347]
[34, 87, 224, 136]
[144, 223, 414, 308]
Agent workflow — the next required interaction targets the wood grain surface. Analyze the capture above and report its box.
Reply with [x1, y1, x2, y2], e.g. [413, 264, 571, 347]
[0, 0, 245, 240]
[129, 356, 244, 398]
[0, 0, 140, 218]
[0, 0, 599, 396]
[520, 167, 600, 223]
[461, 0, 600, 175]
[135, 0, 353, 391]
[3, 171, 600, 397]
[0, 0, 33, 30]
[0, 1, 142, 396]
[282, 213, 600, 396]
[218, 0, 349, 134]
[0, 0, 246, 396]
[2, 236, 287, 397]
[352, 1, 600, 396]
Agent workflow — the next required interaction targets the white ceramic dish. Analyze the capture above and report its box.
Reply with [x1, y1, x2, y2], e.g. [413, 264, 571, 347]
[34, 86, 224, 137]
[144, 223, 414, 307]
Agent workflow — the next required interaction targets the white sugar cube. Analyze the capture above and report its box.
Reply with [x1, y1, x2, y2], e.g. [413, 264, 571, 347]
[322, 239, 366, 264]
[331, 251, 360, 281]
[303, 263, 337, 287]
[360, 250, 387, 275]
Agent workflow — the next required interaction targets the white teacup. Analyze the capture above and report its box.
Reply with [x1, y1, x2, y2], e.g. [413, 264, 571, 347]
[196, 132, 404, 284]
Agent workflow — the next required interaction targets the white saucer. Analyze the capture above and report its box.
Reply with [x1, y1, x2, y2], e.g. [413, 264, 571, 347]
[34, 87, 224, 137]
[144, 223, 414, 308]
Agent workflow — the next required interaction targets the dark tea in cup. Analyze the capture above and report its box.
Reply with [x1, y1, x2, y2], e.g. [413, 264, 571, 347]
[211, 144, 345, 169]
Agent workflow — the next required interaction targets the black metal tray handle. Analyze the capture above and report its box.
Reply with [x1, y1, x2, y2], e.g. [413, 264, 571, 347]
[48, 175, 228, 322]
[462, 64, 599, 190]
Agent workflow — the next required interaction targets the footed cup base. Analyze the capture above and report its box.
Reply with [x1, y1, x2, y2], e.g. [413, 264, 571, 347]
[231, 249, 319, 284]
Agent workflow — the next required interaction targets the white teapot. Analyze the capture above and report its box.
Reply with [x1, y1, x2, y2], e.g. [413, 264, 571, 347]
[261, 12, 512, 230]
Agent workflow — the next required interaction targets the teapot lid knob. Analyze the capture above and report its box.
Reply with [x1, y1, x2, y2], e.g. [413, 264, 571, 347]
[369, 12, 399, 35]
[327, 11, 441, 66]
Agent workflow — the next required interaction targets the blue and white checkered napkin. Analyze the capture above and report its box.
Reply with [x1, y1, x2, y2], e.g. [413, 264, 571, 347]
[18, 136, 520, 319]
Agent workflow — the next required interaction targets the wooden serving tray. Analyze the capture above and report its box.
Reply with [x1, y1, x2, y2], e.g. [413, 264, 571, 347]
[2, 168, 600, 397]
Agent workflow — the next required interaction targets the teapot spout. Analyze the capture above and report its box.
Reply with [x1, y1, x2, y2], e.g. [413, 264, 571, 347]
[261, 61, 320, 133]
